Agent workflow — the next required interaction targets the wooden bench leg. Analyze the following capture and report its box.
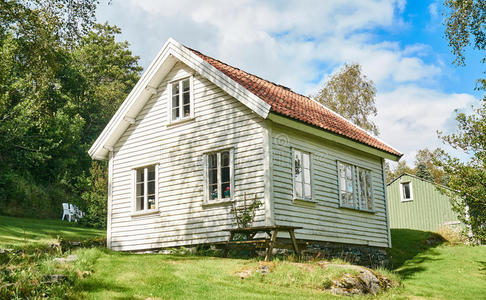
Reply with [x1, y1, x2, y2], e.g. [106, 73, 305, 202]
[289, 229, 300, 259]
[224, 232, 234, 258]
[265, 230, 278, 261]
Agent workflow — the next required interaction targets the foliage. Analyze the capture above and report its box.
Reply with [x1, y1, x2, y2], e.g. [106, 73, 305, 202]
[440, 1, 486, 241]
[77, 162, 108, 229]
[230, 193, 263, 228]
[0, 216, 105, 299]
[0, 1, 141, 220]
[435, 103, 486, 241]
[385, 160, 414, 183]
[385, 148, 448, 184]
[444, 0, 486, 70]
[313, 63, 379, 135]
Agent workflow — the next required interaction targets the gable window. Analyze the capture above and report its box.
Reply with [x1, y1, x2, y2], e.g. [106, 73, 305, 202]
[134, 165, 158, 212]
[293, 149, 312, 200]
[169, 77, 193, 122]
[400, 182, 413, 202]
[338, 161, 374, 211]
[205, 149, 234, 202]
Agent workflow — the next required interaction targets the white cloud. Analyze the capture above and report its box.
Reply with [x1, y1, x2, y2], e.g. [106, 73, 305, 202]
[96, 0, 478, 161]
[375, 85, 476, 162]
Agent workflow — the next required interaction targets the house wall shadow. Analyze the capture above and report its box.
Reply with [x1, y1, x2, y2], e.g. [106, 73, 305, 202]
[388, 228, 446, 278]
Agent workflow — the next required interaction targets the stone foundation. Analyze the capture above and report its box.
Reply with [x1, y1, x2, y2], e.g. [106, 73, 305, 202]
[279, 238, 389, 268]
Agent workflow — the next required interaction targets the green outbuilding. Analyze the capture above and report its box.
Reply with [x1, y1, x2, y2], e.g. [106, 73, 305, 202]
[386, 173, 459, 231]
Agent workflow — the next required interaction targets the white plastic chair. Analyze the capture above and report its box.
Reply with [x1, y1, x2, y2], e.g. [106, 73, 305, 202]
[69, 204, 77, 222]
[62, 203, 73, 222]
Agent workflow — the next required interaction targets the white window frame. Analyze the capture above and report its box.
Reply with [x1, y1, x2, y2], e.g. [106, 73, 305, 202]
[400, 181, 413, 202]
[203, 148, 234, 204]
[167, 76, 194, 124]
[292, 148, 313, 202]
[131, 164, 159, 216]
[337, 161, 375, 212]
[356, 167, 374, 211]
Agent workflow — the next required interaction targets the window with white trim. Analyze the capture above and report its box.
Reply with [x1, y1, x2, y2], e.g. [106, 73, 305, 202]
[293, 149, 312, 200]
[169, 77, 192, 122]
[134, 165, 157, 211]
[400, 182, 412, 201]
[338, 162, 374, 211]
[205, 149, 233, 201]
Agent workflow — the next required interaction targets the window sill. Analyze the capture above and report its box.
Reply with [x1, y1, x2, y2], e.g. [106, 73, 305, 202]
[400, 199, 413, 202]
[202, 198, 232, 207]
[339, 205, 376, 214]
[166, 117, 195, 127]
[131, 209, 159, 217]
[292, 198, 317, 205]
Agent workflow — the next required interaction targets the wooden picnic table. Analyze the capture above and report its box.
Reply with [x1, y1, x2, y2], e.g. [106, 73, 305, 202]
[223, 225, 303, 261]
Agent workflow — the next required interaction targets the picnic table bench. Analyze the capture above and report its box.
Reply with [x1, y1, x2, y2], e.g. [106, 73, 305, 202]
[223, 225, 302, 261]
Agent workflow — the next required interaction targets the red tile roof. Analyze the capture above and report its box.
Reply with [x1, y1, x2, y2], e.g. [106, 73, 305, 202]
[188, 47, 402, 157]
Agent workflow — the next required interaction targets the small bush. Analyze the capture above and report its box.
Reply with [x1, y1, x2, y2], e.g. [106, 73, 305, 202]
[437, 225, 467, 245]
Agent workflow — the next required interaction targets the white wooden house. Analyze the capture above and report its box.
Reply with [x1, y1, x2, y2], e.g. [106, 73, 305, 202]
[89, 38, 402, 253]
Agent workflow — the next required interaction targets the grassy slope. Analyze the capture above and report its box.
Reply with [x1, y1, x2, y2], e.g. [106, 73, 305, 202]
[384, 229, 486, 300]
[0, 215, 105, 248]
[2, 216, 486, 299]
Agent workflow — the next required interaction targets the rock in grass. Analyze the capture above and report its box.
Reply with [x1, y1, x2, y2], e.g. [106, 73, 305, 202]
[42, 274, 68, 284]
[328, 264, 394, 295]
[54, 254, 78, 263]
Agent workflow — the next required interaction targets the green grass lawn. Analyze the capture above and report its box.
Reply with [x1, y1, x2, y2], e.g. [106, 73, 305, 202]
[0, 215, 105, 248]
[2, 216, 486, 299]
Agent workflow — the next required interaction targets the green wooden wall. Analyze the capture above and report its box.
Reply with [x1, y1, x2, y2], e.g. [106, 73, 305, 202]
[386, 174, 458, 231]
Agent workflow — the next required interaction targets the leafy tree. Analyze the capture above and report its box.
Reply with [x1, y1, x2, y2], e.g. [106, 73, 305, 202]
[415, 163, 434, 182]
[414, 148, 448, 185]
[385, 160, 414, 183]
[439, 0, 486, 241]
[313, 63, 379, 135]
[0, 1, 141, 225]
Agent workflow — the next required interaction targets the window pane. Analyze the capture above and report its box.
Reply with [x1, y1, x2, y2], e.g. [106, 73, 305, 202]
[208, 153, 217, 168]
[303, 153, 310, 169]
[304, 169, 311, 184]
[136, 183, 144, 197]
[172, 94, 179, 108]
[183, 104, 190, 117]
[183, 90, 190, 105]
[172, 82, 179, 95]
[209, 184, 218, 199]
[182, 79, 190, 92]
[403, 183, 411, 199]
[295, 181, 303, 198]
[221, 151, 230, 167]
[294, 151, 302, 183]
[148, 166, 155, 181]
[136, 196, 144, 210]
[172, 107, 179, 120]
[208, 153, 218, 200]
[221, 182, 230, 198]
[148, 181, 155, 195]
[304, 183, 311, 199]
[148, 195, 156, 209]
[137, 169, 144, 183]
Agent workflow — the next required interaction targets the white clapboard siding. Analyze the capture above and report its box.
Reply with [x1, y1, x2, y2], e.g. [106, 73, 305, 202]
[270, 124, 390, 248]
[110, 62, 265, 251]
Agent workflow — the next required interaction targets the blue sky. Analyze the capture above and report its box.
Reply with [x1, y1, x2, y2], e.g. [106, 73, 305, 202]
[96, 0, 483, 164]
